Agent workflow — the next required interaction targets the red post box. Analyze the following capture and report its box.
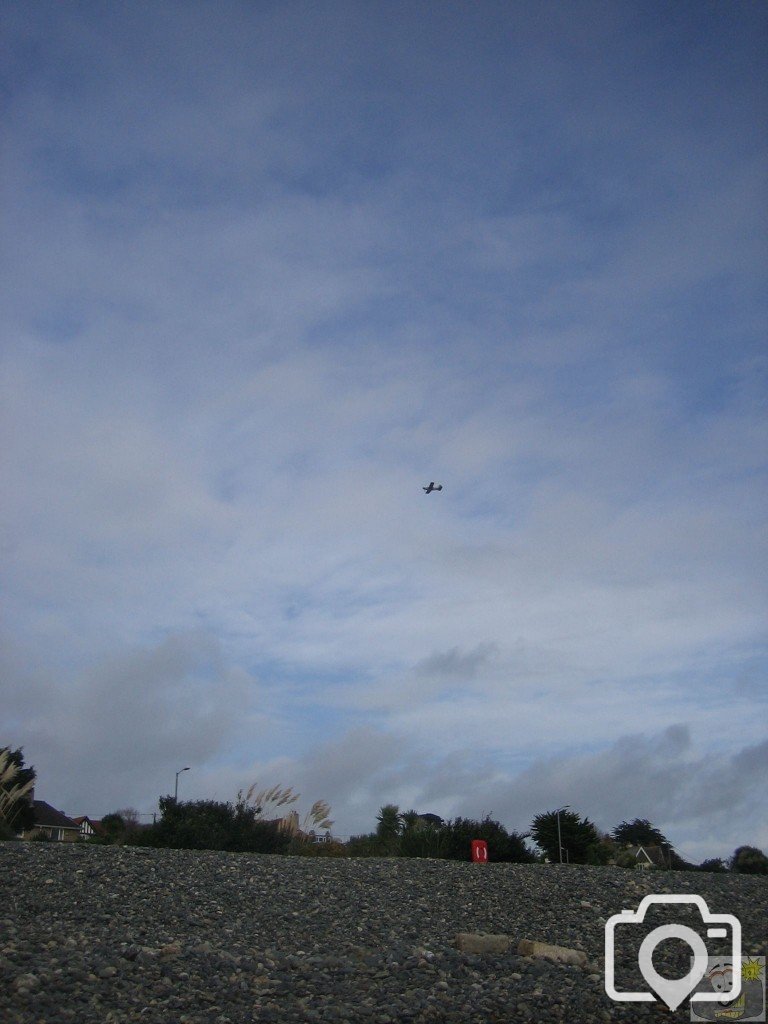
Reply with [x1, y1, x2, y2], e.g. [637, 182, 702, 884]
[471, 839, 488, 863]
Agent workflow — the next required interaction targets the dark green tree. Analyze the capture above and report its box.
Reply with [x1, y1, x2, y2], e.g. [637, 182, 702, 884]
[611, 819, 690, 869]
[730, 846, 768, 875]
[345, 833, 381, 857]
[698, 858, 728, 873]
[612, 819, 670, 848]
[530, 808, 605, 864]
[375, 804, 403, 855]
[400, 809, 421, 831]
[399, 811, 449, 859]
[100, 812, 127, 842]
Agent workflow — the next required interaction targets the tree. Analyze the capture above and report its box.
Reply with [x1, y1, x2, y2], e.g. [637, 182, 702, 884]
[612, 819, 670, 848]
[100, 812, 128, 842]
[0, 747, 36, 833]
[698, 858, 728, 873]
[345, 833, 381, 857]
[114, 807, 141, 829]
[730, 846, 768, 875]
[138, 796, 291, 853]
[92, 808, 144, 844]
[400, 809, 421, 831]
[610, 818, 687, 869]
[399, 810, 448, 859]
[146, 797, 233, 850]
[530, 809, 605, 864]
[375, 804, 403, 854]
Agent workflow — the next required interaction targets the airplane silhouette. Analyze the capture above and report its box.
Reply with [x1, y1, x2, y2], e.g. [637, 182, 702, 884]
[423, 482, 443, 493]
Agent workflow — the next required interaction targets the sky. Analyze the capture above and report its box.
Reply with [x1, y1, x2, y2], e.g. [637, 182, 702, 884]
[1, 1, 766, 863]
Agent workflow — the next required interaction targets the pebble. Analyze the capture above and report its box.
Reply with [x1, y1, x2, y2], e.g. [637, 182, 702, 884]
[0, 843, 765, 1023]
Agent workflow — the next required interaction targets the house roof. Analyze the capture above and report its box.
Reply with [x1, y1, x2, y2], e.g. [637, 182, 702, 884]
[628, 844, 668, 867]
[32, 800, 80, 830]
[417, 813, 444, 827]
[72, 815, 105, 834]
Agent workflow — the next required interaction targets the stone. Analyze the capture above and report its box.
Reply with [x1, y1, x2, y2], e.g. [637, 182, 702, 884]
[517, 939, 588, 967]
[455, 932, 512, 954]
[15, 973, 40, 990]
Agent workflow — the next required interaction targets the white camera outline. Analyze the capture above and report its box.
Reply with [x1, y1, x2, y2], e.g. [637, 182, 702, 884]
[604, 894, 742, 1005]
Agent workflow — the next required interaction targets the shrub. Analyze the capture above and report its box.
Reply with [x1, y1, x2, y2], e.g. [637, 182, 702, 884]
[585, 835, 615, 865]
[441, 816, 536, 863]
[287, 838, 347, 857]
[345, 833, 382, 857]
[0, 747, 36, 832]
[347, 813, 535, 861]
[398, 821, 448, 859]
[0, 820, 20, 841]
[140, 796, 291, 853]
[615, 849, 642, 869]
[100, 813, 129, 844]
[730, 846, 768, 875]
[699, 858, 728, 873]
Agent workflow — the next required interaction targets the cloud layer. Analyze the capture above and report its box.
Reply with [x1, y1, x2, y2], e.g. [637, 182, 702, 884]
[2, 2, 766, 860]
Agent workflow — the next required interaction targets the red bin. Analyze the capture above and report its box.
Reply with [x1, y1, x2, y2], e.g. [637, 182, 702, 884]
[471, 839, 488, 863]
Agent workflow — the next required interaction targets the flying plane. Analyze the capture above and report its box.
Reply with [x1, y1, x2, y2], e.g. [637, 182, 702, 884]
[423, 482, 443, 493]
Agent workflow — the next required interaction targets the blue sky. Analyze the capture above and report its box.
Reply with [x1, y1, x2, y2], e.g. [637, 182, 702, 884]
[2, 1, 766, 861]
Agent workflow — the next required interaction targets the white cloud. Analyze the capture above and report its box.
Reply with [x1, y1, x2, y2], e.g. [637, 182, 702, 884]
[188, 723, 766, 863]
[2, 3, 765, 861]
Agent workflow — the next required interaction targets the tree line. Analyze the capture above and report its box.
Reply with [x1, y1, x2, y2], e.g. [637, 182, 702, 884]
[348, 803, 767, 874]
[2, 746, 766, 874]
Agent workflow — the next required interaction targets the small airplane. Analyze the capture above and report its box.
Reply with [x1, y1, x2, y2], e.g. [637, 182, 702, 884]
[423, 482, 443, 493]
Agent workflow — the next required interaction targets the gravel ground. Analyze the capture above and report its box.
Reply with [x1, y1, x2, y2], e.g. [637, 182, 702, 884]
[1, 843, 765, 1023]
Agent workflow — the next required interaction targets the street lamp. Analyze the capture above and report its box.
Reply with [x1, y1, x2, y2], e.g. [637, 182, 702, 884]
[557, 805, 571, 864]
[174, 767, 190, 802]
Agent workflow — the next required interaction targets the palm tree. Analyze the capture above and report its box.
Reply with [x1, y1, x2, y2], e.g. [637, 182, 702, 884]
[376, 804, 403, 854]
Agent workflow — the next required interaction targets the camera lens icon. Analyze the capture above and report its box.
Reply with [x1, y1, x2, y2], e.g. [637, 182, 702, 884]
[638, 924, 709, 1011]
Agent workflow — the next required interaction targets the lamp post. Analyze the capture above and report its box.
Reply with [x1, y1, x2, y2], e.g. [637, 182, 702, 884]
[557, 805, 570, 864]
[174, 767, 190, 802]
